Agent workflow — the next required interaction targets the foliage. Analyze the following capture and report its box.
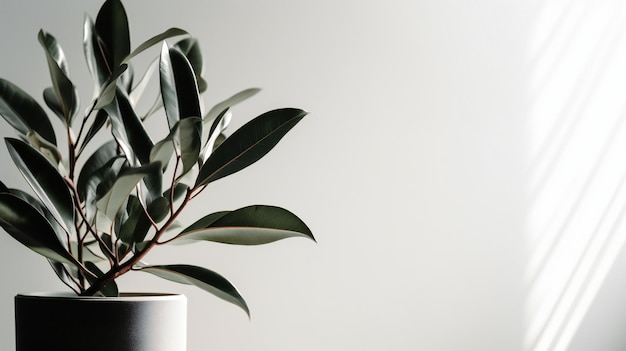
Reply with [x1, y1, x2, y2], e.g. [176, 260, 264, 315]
[0, 0, 313, 316]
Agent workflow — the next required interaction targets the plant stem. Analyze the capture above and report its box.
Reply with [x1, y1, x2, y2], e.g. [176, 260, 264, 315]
[67, 125, 77, 180]
[74, 100, 97, 155]
[80, 189, 192, 296]
[64, 177, 116, 260]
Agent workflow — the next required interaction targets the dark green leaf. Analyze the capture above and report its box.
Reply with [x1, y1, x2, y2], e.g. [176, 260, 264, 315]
[104, 89, 153, 165]
[78, 140, 118, 201]
[9, 188, 67, 246]
[195, 108, 307, 187]
[174, 38, 203, 77]
[174, 205, 314, 245]
[174, 38, 204, 92]
[141, 264, 249, 316]
[95, 0, 130, 70]
[119, 196, 169, 245]
[0, 193, 76, 264]
[142, 166, 163, 205]
[38, 30, 79, 123]
[179, 211, 229, 233]
[42, 87, 64, 122]
[98, 233, 115, 259]
[0, 181, 8, 193]
[6, 138, 75, 233]
[160, 44, 202, 131]
[118, 196, 144, 244]
[0, 78, 56, 145]
[79, 109, 109, 154]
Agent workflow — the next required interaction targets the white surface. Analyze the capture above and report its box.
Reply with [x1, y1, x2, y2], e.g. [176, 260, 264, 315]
[0, 1, 625, 350]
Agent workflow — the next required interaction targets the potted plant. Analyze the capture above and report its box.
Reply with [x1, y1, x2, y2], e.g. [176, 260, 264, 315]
[0, 0, 314, 350]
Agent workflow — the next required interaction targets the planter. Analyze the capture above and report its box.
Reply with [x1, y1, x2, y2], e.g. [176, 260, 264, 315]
[15, 292, 187, 351]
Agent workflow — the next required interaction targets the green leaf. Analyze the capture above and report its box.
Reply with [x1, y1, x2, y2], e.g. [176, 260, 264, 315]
[79, 109, 109, 154]
[195, 108, 308, 187]
[86, 261, 119, 297]
[143, 168, 163, 205]
[119, 196, 169, 245]
[0, 181, 8, 193]
[77, 140, 119, 201]
[88, 157, 126, 225]
[123, 27, 188, 64]
[96, 162, 161, 220]
[0, 78, 56, 145]
[159, 44, 202, 131]
[93, 63, 128, 110]
[70, 241, 104, 262]
[174, 38, 203, 77]
[178, 117, 202, 175]
[174, 205, 314, 245]
[9, 188, 67, 246]
[174, 38, 205, 92]
[118, 196, 148, 245]
[200, 107, 231, 163]
[95, 0, 130, 70]
[119, 64, 134, 93]
[93, 157, 127, 200]
[141, 94, 165, 121]
[0, 193, 76, 264]
[204, 88, 260, 124]
[42, 87, 64, 122]
[38, 30, 79, 123]
[83, 14, 110, 98]
[6, 138, 75, 233]
[163, 183, 188, 203]
[104, 89, 153, 165]
[141, 264, 249, 316]
[150, 127, 177, 170]
[129, 57, 158, 105]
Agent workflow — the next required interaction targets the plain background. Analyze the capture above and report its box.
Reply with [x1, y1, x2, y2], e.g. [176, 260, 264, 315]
[1, 0, 626, 350]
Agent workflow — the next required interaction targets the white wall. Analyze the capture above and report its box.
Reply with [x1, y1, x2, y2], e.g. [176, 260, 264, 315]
[0, 1, 624, 350]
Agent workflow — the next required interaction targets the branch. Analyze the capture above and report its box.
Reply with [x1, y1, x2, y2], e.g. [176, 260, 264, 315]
[81, 189, 193, 296]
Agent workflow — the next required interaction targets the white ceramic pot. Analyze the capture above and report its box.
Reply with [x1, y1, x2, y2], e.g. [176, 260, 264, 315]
[15, 292, 187, 351]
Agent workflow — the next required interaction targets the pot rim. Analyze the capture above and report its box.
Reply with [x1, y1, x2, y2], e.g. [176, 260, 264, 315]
[16, 292, 186, 302]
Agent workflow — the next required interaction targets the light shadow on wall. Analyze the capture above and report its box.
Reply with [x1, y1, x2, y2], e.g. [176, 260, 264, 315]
[525, 0, 626, 350]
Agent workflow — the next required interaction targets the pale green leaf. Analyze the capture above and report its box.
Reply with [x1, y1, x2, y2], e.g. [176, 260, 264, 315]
[204, 88, 260, 124]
